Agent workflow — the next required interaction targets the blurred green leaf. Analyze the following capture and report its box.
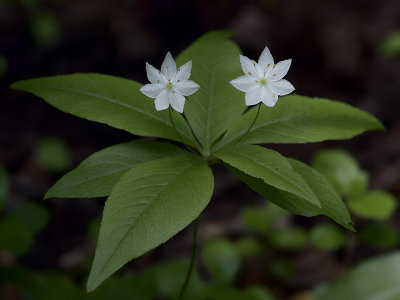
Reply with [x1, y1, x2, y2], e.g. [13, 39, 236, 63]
[0, 218, 34, 256]
[46, 140, 189, 199]
[270, 258, 295, 281]
[244, 286, 275, 300]
[379, 30, 400, 57]
[310, 224, 345, 251]
[316, 252, 400, 300]
[359, 223, 399, 248]
[22, 274, 85, 300]
[6, 202, 49, 234]
[217, 95, 384, 150]
[235, 238, 262, 257]
[269, 227, 308, 251]
[206, 285, 250, 300]
[34, 137, 72, 173]
[152, 261, 206, 299]
[0, 165, 9, 211]
[29, 11, 62, 47]
[241, 203, 289, 234]
[311, 149, 368, 198]
[202, 238, 241, 284]
[88, 219, 101, 242]
[347, 191, 397, 220]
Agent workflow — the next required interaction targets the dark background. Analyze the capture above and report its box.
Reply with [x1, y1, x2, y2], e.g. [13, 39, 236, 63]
[1, 0, 400, 297]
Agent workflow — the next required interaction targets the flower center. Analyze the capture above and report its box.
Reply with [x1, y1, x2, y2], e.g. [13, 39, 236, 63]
[166, 81, 174, 91]
[260, 78, 268, 86]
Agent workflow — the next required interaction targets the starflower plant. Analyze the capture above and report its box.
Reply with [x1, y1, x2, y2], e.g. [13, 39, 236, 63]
[11, 31, 384, 298]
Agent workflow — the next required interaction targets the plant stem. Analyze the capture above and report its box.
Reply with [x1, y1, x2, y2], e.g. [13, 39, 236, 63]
[169, 107, 197, 155]
[235, 103, 261, 144]
[178, 218, 199, 300]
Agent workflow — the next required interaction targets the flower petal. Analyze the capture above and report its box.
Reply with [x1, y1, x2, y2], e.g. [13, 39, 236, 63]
[245, 86, 262, 106]
[258, 45, 274, 69]
[169, 93, 186, 113]
[140, 83, 164, 98]
[230, 75, 257, 92]
[173, 60, 192, 83]
[146, 62, 165, 84]
[269, 79, 295, 96]
[240, 55, 259, 78]
[175, 80, 200, 96]
[161, 52, 177, 80]
[267, 59, 292, 81]
[154, 90, 169, 111]
[261, 86, 278, 107]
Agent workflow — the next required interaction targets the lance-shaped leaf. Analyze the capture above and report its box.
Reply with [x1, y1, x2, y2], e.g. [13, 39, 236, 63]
[216, 95, 384, 150]
[45, 140, 189, 199]
[87, 155, 214, 291]
[11, 73, 198, 148]
[215, 144, 320, 207]
[176, 31, 246, 153]
[228, 158, 353, 230]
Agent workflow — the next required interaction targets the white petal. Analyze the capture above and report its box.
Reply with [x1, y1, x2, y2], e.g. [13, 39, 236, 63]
[169, 93, 186, 113]
[175, 80, 200, 96]
[245, 86, 262, 106]
[269, 79, 295, 96]
[161, 52, 177, 80]
[154, 90, 169, 111]
[230, 75, 257, 92]
[173, 60, 192, 83]
[267, 59, 292, 81]
[239, 55, 259, 78]
[261, 87, 278, 107]
[146, 62, 165, 84]
[258, 45, 274, 69]
[140, 83, 164, 98]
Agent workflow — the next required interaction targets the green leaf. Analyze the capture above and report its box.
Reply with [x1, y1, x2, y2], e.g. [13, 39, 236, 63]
[229, 158, 353, 230]
[87, 155, 214, 291]
[176, 30, 246, 153]
[34, 137, 73, 173]
[0, 218, 34, 256]
[269, 227, 308, 251]
[244, 286, 275, 300]
[0, 166, 9, 211]
[310, 223, 345, 251]
[311, 149, 368, 197]
[359, 223, 399, 248]
[46, 140, 189, 199]
[316, 252, 400, 300]
[11, 73, 197, 148]
[215, 144, 320, 207]
[202, 238, 241, 284]
[216, 95, 384, 150]
[6, 202, 50, 234]
[347, 191, 397, 220]
[379, 30, 400, 57]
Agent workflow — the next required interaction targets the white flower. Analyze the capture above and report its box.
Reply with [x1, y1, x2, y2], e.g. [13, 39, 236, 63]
[140, 52, 200, 113]
[230, 46, 295, 107]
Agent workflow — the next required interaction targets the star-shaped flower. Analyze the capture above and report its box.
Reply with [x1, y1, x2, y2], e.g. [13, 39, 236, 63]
[140, 52, 200, 113]
[230, 46, 295, 107]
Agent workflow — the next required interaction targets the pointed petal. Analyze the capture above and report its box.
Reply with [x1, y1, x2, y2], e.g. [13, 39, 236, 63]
[169, 93, 186, 113]
[146, 62, 165, 84]
[245, 85, 262, 106]
[240, 55, 259, 78]
[268, 59, 292, 81]
[174, 61, 192, 83]
[230, 75, 257, 92]
[161, 52, 177, 80]
[258, 45, 274, 69]
[154, 90, 169, 111]
[261, 86, 278, 107]
[269, 79, 295, 96]
[175, 80, 200, 96]
[140, 83, 164, 98]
